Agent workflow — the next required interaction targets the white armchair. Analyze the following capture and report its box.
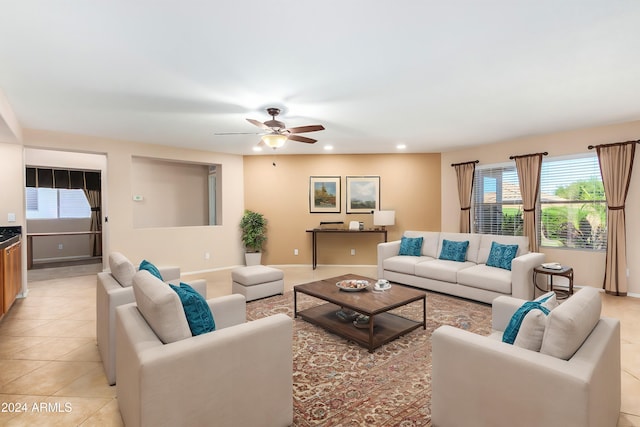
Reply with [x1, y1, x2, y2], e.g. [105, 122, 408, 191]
[431, 287, 620, 427]
[96, 252, 206, 385]
[115, 270, 293, 427]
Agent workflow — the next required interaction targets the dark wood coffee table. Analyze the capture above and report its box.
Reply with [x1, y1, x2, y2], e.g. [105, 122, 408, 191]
[294, 274, 426, 352]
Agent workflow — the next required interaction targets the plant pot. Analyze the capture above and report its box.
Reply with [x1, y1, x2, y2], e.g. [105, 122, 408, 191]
[245, 252, 262, 266]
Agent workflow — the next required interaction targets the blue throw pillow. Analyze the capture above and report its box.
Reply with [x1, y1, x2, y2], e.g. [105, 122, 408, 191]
[486, 242, 519, 271]
[139, 259, 163, 281]
[438, 239, 469, 262]
[169, 283, 216, 336]
[399, 236, 423, 256]
[502, 294, 553, 344]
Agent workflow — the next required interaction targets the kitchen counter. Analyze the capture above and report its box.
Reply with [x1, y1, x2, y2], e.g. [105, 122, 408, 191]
[0, 226, 22, 249]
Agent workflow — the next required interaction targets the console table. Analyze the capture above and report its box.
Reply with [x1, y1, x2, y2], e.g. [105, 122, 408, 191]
[306, 229, 387, 270]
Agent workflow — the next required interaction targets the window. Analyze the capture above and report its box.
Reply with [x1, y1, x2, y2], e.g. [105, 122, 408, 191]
[473, 164, 523, 236]
[472, 154, 606, 251]
[26, 188, 91, 219]
[540, 155, 606, 250]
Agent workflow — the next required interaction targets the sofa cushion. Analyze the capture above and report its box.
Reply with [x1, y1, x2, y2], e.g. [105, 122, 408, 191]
[109, 252, 136, 287]
[170, 283, 216, 336]
[399, 236, 423, 256]
[540, 287, 602, 360]
[513, 292, 558, 351]
[457, 264, 512, 294]
[478, 234, 529, 265]
[486, 242, 519, 271]
[132, 270, 192, 344]
[438, 239, 469, 262]
[415, 259, 475, 283]
[404, 231, 440, 258]
[437, 233, 482, 263]
[139, 259, 164, 281]
[383, 255, 429, 275]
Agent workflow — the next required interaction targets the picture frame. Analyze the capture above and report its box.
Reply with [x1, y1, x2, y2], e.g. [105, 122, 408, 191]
[346, 176, 380, 213]
[309, 176, 341, 213]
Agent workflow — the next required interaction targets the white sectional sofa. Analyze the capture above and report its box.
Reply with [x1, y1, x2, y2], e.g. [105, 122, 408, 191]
[377, 231, 545, 303]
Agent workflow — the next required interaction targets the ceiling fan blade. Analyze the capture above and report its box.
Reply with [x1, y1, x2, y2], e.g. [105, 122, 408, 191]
[286, 124, 325, 134]
[246, 118, 272, 130]
[289, 134, 317, 144]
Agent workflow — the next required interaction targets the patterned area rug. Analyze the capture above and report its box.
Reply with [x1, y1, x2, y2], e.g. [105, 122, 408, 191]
[246, 288, 492, 426]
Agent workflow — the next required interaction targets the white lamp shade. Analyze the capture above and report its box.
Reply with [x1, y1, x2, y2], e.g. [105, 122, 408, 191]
[373, 210, 395, 226]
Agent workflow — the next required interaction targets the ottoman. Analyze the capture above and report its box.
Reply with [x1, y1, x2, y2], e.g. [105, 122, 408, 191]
[231, 265, 284, 302]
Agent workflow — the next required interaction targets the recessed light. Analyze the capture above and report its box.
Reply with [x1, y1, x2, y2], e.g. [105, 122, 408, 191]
[396, 144, 407, 150]
[324, 145, 333, 151]
[252, 146, 263, 152]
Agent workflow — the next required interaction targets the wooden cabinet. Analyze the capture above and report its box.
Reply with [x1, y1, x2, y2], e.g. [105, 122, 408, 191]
[2, 240, 22, 314]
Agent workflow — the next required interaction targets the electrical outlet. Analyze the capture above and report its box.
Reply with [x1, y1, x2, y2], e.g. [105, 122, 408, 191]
[350, 249, 356, 256]
[204, 252, 210, 260]
[294, 249, 299, 256]
[58, 243, 63, 250]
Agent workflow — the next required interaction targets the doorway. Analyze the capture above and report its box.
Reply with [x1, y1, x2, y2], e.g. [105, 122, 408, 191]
[24, 148, 107, 282]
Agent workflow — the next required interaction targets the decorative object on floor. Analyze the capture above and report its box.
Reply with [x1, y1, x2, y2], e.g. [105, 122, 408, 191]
[309, 176, 341, 213]
[247, 290, 491, 425]
[346, 176, 380, 213]
[231, 265, 284, 301]
[239, 209, 267, 265]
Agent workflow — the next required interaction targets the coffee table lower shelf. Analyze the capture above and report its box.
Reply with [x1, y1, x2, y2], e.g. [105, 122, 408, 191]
[296, 302, 423, 352]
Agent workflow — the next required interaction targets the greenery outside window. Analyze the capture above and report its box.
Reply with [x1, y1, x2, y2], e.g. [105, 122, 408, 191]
[473, 164, 524, 236]
[540, 155, 606, 250]
[472, 154, 606, 251]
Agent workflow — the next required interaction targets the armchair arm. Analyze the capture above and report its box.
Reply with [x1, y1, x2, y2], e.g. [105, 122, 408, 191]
[207, 294, 246, 329]
[377, 240, 401, 278]
[510, 252, 545, 300]
[491, 295, 526, 331]
[432, 321, 620, 427]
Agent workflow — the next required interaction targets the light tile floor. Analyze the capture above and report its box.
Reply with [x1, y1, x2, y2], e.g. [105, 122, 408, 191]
[0, 265, 637, 426]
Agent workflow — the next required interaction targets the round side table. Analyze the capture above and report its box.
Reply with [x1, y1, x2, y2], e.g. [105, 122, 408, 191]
[533, 265, 574, 299]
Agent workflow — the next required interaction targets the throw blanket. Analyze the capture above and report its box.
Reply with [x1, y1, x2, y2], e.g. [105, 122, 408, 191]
[502, 297, 552, 344]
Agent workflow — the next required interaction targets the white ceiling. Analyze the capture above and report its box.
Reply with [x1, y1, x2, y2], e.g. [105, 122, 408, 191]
[1, 1, 639, 155]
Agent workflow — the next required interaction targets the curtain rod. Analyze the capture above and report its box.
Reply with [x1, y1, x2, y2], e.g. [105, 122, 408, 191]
[450, 160, 479, 167]
[588, 140, 640, 150]
[509, 151, 548, 160]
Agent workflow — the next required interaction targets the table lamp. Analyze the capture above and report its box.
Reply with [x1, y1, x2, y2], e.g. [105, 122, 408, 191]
[373, 210, 395, 230]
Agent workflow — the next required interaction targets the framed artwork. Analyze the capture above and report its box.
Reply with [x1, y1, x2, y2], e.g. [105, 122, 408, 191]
[346, 176, 380, 213]
[309, 176, 341, 213]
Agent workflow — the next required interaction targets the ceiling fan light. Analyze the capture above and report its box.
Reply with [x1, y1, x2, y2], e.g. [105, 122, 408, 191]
[261, 133, 288, 148]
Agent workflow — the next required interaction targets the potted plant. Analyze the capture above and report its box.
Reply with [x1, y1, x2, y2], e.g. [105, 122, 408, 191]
[239, 209, 267, 265]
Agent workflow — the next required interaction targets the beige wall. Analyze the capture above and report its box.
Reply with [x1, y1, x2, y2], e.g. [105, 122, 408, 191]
[441, 119, 640, 295]
[243, 153, 441, 265]
[131, 157, 209, 228]
[23, 129, 246, 273]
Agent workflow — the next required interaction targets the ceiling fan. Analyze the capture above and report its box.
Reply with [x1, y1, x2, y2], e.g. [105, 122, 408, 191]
[217, 107, 325, 149]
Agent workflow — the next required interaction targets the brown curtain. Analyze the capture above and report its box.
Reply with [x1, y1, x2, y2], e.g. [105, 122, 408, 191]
[83, 189, 102, 257]
[596, 141, 636, 296]
[514, 153, 544, 252]
[453, 161, 477, 233]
